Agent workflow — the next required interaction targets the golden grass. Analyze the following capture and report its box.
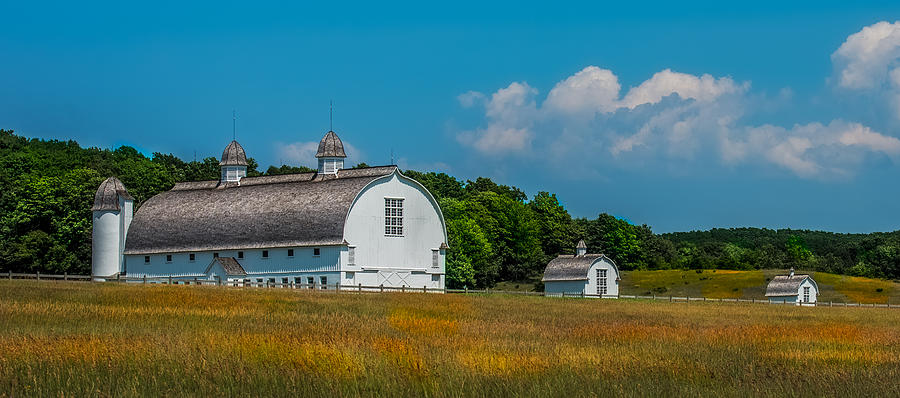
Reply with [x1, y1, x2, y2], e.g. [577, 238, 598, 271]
[812, 272, 896, 303]
[1, 281, 899, 397]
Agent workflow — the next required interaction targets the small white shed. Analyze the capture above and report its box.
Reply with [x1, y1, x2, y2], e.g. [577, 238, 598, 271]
[542, 240, 620, 298]
[765, 269, 818, 305]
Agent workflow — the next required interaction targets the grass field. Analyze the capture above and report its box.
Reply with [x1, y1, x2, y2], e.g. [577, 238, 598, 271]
[1, 281, 899, 396]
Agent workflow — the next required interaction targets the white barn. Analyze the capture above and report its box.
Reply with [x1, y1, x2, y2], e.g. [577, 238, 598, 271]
[91, 130, 448, 290]
[542, 240, 620, 298]
[765, 269, 818, 305]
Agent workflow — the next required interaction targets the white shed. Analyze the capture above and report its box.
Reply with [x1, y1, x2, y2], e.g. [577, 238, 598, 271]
[541, 240, 620, 298]
[765, 269, 818, 305]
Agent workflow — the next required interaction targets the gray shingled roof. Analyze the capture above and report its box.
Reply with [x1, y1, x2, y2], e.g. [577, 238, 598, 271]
[220, 140, 248, 166]
[205, 257, 247, 276]
[315, 131, 347, 158]
[542, 254, 617, 281]
[91, 177, 133, 211]
[123, 166, 397, 255]
[765, 274, 814, 297]
[576, 240, 587, 249]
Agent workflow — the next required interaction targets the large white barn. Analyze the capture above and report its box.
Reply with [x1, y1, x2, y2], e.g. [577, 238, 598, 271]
[542, 240, 620, 297]
[91, 131, 448, 289]
[765, 269, 818, 305]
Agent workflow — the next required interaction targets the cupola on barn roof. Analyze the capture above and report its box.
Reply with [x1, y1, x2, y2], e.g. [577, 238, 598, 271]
[316, 131, 347, 158]
[91, 176, 133, 211]
[220, 140, 248, 166]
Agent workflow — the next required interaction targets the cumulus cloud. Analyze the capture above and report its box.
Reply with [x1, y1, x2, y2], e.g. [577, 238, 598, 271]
[833, 21, 900, 90]
[457, 62, 900, 179]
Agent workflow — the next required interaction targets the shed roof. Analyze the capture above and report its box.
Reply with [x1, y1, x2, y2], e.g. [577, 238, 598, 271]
[220, 140, 248, 166]
[91, 177, 133, 211]
[315, 131, 347, 158]
[205, 257, 247, 276]
[542, 254, 617, 282]
[123, 166, 397, 255]
[765, 274, 814, 297]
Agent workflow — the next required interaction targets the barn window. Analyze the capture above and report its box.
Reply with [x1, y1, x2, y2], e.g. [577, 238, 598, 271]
[213, 252, 219, 258]
[432, 250, 439, 268]
[320, 276, 327, 289]
[166, 254, 172, 263]
[384, 198, 404, 236]
[597, 269, 607, 296]
[346, 272, 354, 280]
[281, 277, 288, 286]
[238, 251, 244, 259]
[144, 256, 150, 263]
[348, 247, 355, 265]
[432, 274, 440, 282]
[294, 277, 302, 285]
[189, 253, 195, 262]
[803, 286, 810, 302]
[307, 276, 314, 288]
[313, 248, 320, 256]
[287, 249, 294, 257]
[262, 250, 269, 258]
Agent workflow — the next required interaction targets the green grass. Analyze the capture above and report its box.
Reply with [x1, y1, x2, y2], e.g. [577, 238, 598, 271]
[1, 280, 899, 397]
[620, 269, 900, 304]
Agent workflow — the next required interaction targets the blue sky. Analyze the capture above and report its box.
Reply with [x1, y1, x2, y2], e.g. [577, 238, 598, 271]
[3, 1, 900, 232]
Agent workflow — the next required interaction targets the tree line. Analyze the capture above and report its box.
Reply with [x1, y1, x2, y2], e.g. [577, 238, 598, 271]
[2, 130, 899, 286]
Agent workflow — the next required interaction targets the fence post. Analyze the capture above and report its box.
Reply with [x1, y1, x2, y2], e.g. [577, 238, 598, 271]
[465, 286, 468, 294]
[36, 272, 40, 281]
[380, 284, 384, 293]
[64, 272, 68, 281]
[336, 283, 341, 293]
[359, 283, 362, 293]
[424, 285, 427, 294]
[8, 270, 11, 280]
[669, 295, 672, 302]
[193, 277, 197, 286]
[168, 275, 172, 285]
[143, 275, 147, 284]
[581, 290, 584, 298]
[402, 285, 406, 293]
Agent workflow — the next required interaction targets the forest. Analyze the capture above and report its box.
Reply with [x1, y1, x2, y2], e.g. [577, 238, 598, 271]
[2, 129, 900, 287]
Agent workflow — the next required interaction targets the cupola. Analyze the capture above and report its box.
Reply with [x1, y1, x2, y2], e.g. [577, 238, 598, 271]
[576, 240, 587, 256]
[220, 140, 248, 183]
[315, 131, 347, 175]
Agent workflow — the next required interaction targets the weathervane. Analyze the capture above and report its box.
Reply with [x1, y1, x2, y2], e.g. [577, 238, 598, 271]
[330, 100, 333, 131]
[232, 109, 236, 141]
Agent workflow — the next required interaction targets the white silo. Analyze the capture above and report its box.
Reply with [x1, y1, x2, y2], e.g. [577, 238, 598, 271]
[91, 177, 133, 280]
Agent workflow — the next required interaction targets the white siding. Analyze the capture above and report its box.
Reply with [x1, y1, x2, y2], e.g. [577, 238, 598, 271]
[342, 173, 446, 289]
[544, 257, 620, 297]
[125, 246, 342, 278]
[544, 280, 589, 296]
[92, 210, 122, 278]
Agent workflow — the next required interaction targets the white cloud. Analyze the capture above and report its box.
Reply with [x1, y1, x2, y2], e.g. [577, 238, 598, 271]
[620, 69, 747, 109]
[457, 63, 900, 179]
[457, 91, 485, 108]
[456, 82, 537, 154]
[544, 66, 620, 114]
[833, 21, 900, 90]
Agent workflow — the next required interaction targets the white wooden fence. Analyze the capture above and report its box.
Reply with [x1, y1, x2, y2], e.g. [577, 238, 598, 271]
[2, 271, 897, 309]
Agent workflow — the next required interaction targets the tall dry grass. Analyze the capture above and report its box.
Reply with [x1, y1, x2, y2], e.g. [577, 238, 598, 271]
[0, 280, 898, 397]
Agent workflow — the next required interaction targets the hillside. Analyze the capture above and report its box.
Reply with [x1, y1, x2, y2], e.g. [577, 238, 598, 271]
[1, 280, 898, 396]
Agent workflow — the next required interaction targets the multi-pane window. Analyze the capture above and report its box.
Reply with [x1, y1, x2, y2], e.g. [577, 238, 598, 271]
[597, 269, 608, 296]
[307, 276, 314, 288]
[313, 248, 320, 256]
[803, 286, 810, 302]
[432, 250, 439, 268]
[385, 198, 404, 236]
[348, 247, 355, 265]
[320, 276, 328, 289]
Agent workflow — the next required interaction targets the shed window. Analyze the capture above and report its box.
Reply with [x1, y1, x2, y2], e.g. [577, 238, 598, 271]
[166, 254, 172, 263]
[287, 249, 294, 257]
[803, 286, 810, 303]
[385, 198, 404, 236]
[348, 247, 355, 265]
[597, 269, 607, 296]
[144, 256, 150, 263]
[238, 251, 244, 259]
[262, 250, 269, 258]
[189, 253, 195, 262]
[313, 248, 320, 256]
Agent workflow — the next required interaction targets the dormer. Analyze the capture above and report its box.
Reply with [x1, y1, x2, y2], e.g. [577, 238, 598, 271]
[220, 140, 248, 183]
[315, 131, 347, 175]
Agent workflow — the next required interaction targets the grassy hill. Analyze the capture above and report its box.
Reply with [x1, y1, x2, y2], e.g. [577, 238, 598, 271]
[1, 280, 899, 396]
[620, 269, 899, 304]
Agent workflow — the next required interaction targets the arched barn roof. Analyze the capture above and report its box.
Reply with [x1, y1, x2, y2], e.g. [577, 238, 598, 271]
[123, 166, 397, 255]
[542, 254, 618, 282]
[91, 177, 133, 211]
